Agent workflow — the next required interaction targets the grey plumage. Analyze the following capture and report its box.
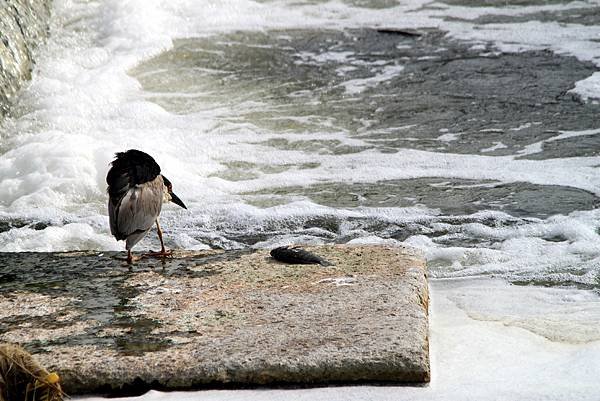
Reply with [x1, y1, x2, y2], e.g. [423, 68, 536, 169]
[106, 149, 187, 263]
[109, 175, 164, 250]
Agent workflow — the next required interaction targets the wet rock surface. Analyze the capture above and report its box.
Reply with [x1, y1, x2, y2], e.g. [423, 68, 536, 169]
[0, 246, 429, 394]
[0, 0, 51, 117]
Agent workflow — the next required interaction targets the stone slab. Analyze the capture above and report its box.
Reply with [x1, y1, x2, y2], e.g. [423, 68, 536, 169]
[0, 245, 429, 395]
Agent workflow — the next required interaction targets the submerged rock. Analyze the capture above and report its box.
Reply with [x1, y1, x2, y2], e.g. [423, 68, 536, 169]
[0, 246, 429, 395]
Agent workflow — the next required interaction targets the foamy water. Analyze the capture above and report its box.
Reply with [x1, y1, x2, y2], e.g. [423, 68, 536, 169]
[2, 0, 600, 288]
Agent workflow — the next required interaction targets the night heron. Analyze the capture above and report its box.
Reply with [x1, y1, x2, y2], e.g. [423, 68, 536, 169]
[106, 149, 187, 263]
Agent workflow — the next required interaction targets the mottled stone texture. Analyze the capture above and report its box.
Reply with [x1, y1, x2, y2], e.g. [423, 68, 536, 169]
[0, 0, 51, 116]
[0, 246, 429, 395]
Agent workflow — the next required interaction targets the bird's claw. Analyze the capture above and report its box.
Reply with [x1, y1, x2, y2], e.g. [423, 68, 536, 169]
[143, 249, 174, 259]
[115, 255, 141, 264]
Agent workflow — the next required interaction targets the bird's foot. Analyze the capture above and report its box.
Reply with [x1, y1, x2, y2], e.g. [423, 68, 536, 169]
[143, 249, 174, 259]
[115, 254, 141, 265]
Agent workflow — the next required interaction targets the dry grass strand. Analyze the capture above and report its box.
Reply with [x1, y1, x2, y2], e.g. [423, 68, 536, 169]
[0, 344, 65, 401]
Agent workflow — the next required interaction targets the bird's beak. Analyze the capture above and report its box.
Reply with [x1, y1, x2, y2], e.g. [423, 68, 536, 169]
[170, 192, 187, 209]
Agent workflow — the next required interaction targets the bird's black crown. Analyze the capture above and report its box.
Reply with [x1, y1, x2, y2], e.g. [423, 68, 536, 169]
[106, 149, 161, 188]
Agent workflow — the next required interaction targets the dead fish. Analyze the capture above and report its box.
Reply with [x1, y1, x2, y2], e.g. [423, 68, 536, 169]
[270, 246, 334, 266]
[375, 28, 423, 37]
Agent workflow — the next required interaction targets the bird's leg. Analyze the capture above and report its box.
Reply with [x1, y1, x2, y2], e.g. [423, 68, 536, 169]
[156, 219, 167, 254]
[116, 249, 141, 265]
[143, 219, 173, 258]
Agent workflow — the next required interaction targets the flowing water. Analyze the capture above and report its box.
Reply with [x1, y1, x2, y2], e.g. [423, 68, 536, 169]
[2, 0, 600, 285]
[2, 0, 600, 398]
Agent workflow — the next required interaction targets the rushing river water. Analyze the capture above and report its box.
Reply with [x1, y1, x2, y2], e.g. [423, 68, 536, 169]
[2, 0, 600, 287]
[2, 1, 600, 399]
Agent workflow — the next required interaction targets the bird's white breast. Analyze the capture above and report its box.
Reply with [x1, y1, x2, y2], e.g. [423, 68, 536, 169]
[162, 185, 171, 203]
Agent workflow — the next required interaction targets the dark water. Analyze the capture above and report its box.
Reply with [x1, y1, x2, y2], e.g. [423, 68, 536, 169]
[128, 28, 600, 286]
[1, 1, 599, 288]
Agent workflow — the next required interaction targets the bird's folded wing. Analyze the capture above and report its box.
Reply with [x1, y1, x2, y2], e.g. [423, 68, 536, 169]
[108, 171, 131, 239]
[115, 185, 162, 238]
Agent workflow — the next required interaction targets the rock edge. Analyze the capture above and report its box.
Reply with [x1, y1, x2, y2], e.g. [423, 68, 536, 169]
[0, 245, 429, 394]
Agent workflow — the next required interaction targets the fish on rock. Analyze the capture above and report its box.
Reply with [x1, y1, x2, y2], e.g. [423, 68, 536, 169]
[270, 246, 334, 266]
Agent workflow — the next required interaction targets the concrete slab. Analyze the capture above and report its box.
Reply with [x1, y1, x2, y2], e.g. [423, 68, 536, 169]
[0, 245, 429, 395]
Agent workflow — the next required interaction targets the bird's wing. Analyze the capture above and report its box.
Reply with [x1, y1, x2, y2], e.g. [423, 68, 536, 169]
[115, 181, 163, 240]
[106, 149, 162, 240]
[108, 170, 131, 239]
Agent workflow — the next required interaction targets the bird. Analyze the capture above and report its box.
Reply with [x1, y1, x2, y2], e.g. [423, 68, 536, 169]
[106, 149, 187, 264]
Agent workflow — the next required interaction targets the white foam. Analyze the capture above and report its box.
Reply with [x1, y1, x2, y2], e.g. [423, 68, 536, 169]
[547, 128, 600, 142]
[403, 208, 600, 285]
[296, 51, 354, 65]
[480, 141, 507, 152]
[436, 133, 460, 142]
[340, 64, 405, 94]
[213, 148, 600, 196]
[346, 236, 402, 246]
[570, 72, 600, 101]
[519, 128, 600, 156]
[1, 0, 600, 253]
[0, 223, 118, 252]
[446, 279, 600, 343]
